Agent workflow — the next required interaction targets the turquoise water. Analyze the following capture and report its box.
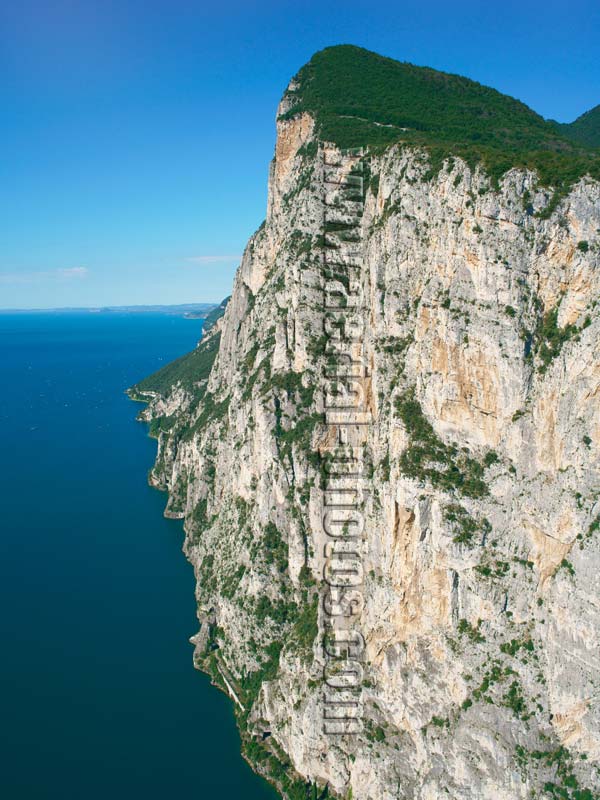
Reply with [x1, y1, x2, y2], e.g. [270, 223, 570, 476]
[0, 313, 276, 800]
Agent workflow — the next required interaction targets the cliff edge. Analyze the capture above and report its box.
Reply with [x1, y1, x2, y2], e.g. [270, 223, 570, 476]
[130, 46, 600, 800]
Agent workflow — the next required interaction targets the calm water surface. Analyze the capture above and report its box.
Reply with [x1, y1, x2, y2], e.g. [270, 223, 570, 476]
[0, 312, 276, 800]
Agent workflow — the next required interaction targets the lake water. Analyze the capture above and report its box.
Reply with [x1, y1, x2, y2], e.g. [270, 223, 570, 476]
[0, 312, 277, 800]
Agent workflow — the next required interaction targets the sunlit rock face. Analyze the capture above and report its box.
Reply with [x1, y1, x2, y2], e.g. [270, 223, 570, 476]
[136, 94, 600, 800]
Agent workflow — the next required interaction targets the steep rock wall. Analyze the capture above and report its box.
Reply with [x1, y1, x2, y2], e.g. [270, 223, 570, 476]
[134, 102, 600, 800]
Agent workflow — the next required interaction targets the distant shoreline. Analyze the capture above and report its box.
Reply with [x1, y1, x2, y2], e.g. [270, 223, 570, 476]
[0, 302, 218, 316]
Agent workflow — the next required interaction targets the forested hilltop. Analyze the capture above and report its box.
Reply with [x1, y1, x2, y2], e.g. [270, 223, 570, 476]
[282, 45, 600, 193]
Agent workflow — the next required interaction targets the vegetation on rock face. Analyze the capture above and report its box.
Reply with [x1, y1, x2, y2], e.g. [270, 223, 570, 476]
[396, 389, 488, 498]
[202, 296, 230, 333]
[458, 618, 485, 643]
[532, 307, 578, 373]
[515, 743, 598, 800]
[444, 503, 491, 545]
[263, 522, 289, 574]
[129, 296, 230, 399]
[242, 734, 325, 800]
[131, 330, 221, 397]
[148, 414, 176, 438]
[282, 45, 600, 189]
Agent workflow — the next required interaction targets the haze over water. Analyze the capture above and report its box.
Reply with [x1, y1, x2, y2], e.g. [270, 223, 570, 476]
[0, 312, 276, 800]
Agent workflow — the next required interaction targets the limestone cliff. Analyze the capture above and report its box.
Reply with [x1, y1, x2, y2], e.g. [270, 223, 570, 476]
[130, 46, 600, 800]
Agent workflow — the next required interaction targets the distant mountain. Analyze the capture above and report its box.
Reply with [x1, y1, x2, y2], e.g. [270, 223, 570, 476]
[557, 104, 600, 148]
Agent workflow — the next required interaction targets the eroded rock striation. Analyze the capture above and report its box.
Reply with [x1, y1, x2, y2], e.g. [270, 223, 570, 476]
[130, 46, 600, 800]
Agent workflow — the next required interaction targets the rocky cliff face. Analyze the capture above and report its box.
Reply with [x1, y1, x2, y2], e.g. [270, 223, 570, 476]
[131, 75, 600, 800]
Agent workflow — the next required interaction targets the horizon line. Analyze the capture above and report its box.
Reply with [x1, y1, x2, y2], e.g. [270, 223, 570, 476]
[0, 301, 222, 313]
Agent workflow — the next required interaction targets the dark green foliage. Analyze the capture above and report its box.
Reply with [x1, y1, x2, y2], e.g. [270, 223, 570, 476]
[558, 559, 575, 577]
[169, 470, 190, 513]
[396, 390, 488, 497]
[243, 341, 260, 371]
[221, 564, 246, 599]
[396, 390, 438, 438]
[288, 230, 314, 257]
[190, 498, 212, 544]
[578, 514, 600, 547]
[577, 240, 590, 253]
[297, 140, 319, 158]
[483, 450, 500, 467]
[131, 331, 220, 397]
[444, 504, 491, 545]
[458, 618, 485, 643]
[240, 641, 283, 709]
[514, 556, 534, 570]
[470, 663, 513, 704]
[270, 370, 315, 408]
[183, 390, 230, 438]
[254, 595, 297, 625]
[148, 415, 176, 438]
[504, 305, 517, 317]
[279, 413, 322, 455]
[380, 451, 391, 481]
[298, 564, 316, 588]
[475, 560, 510, 579]
[306, 334, 328, 359]
[202, 296, 230, 332]
[192, 498, 208, 525]
[364, 720, 388, 742]
[586, 515, 600, 544]
[270, 370, 321, 463]
[130, 297, 229, 405]
[515, 743, 598, 800]
[240, 348, 273, 403]
[290, 593, 319, 655]
[197, 551, 216, 589]
[381, 335, 413, 356]
[500, 637, 535, 656]
[503, 680, 529, 718]
[534, 308, 577, 373]
[372, 725, 386, 742]
[557, 103, 600, 148]
[242, 733, 324, 800]
[263, 522, 289, 574]
[282, 45, 600, 189]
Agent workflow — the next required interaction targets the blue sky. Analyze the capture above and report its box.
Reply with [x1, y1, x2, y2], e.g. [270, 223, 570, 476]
[1, 0, 599, 309]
